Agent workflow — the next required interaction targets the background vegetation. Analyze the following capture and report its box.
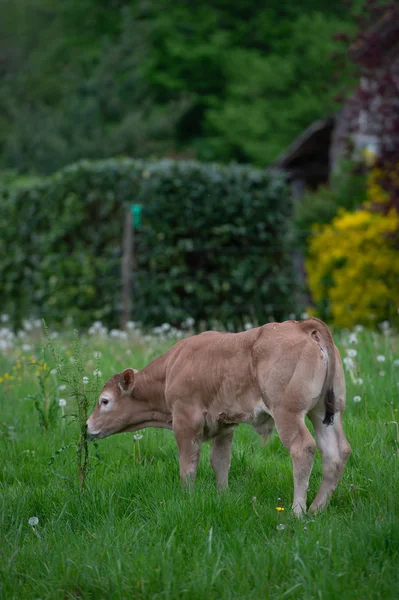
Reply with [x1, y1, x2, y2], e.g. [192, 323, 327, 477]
[0, 158, 294, 328]
[0, 0, 356, 174]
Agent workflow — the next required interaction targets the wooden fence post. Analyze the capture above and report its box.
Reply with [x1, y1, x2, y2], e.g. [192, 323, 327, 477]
[120, 205, 134, 329]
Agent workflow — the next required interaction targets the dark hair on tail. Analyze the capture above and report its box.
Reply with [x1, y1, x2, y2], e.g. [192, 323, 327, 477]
[323, 388, 335, 426]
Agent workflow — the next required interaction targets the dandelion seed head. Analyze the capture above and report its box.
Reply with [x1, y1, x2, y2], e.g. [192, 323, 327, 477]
[28, 516, 39, 526]
[50, 368, 57, 375]
[83, 376, 89, 384]
[133, 433, 143, 441]
[347, 349, 357, 358]
[59, 384, 66, 391]
[276, 524, 286, 531]
[343, 357, 355, 369]
[348, 333, 358, 345]
[182, 317, 195, 329]
[93, 370, 102, 377]
[377, 355, 386, 363]
[58, 398, 66, 407]
[353, 395, 362, 403]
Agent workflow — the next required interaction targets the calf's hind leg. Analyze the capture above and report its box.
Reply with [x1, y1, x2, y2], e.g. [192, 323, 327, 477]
[308, 410, 351, 513]
[274, 408, 316, 516]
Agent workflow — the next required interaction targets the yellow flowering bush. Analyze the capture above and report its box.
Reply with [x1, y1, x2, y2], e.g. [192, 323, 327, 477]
[306, 209, 399, 328]
[366, 162, 399, 207]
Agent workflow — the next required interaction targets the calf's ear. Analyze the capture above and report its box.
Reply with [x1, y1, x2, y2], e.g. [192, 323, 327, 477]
[119, 368, 136, 393]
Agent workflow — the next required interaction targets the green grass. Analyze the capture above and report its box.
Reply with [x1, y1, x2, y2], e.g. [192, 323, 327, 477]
[1, 325, 399, 599]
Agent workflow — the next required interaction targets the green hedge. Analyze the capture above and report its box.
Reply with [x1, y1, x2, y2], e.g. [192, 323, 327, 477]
[0, 158, 297, 329]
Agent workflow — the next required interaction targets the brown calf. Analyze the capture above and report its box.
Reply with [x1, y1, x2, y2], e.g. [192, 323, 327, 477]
[87, 317, 351, 515]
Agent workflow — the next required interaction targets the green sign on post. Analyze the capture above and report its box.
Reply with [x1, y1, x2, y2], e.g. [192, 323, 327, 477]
[131, 204, 142, 229]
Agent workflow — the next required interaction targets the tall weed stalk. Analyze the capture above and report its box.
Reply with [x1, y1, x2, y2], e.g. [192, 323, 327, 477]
[45, 324, 100, 491]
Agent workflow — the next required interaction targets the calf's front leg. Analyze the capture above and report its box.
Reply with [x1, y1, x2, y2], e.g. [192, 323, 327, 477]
[210, 429, 234, 491]
[174, 430, 201, 487]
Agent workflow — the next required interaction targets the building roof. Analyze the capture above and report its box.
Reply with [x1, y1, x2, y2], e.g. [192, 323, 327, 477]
[272, 116, 335, 186]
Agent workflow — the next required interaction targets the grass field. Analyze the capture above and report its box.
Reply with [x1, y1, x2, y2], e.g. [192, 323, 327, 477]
[1, 321, 399, 599]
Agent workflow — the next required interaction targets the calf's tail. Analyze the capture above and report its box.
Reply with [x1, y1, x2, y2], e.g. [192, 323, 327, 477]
[301, 317, 336, 426]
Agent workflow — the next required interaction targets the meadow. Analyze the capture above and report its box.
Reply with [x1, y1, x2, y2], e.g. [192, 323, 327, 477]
[1, 319, 399, 600]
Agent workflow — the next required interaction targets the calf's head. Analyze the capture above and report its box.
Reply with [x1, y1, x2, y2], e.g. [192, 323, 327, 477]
[86, 368, 141, 439]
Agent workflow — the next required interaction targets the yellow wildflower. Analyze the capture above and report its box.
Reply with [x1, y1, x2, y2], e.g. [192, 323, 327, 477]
[276, 507, 285, 512]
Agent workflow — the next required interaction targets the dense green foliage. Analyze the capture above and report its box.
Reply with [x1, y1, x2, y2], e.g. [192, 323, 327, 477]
[293, 161, 368, 251]
[1, 325, 399, 599]
[0, 158, 295, 328]
[0, 0, 357, 174]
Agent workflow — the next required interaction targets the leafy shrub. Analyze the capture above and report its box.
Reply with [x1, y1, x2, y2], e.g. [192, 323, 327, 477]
[366, 161, 399, 215]
[306, 209, 399, 327]
[0, 158, 296, 329]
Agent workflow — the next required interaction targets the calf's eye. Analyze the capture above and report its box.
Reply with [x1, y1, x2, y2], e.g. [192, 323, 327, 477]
[101, 399, 109, 406]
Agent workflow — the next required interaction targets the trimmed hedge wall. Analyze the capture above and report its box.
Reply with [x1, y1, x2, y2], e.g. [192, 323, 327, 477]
[0, 158, 297, 329]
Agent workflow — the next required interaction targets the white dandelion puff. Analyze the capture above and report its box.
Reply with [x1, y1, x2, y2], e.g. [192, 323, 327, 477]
[28, 516, 39, 526]
[347, 349, 357, 358]
[343, 357, 355, 369]
[355, 378, 364, 386]
[353, 396, 362, 403]
[182, 317, 195, 329]
[348, 333, 358, 345]
[133, 433, 143, 441]
[377, 355, 386, 363]
[93, 370, 102, 377]
[59, 384, 67, 391]
[276, 524, 286, 531]
[58, 398, 66, 407]
[82, 376, 89, 384]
